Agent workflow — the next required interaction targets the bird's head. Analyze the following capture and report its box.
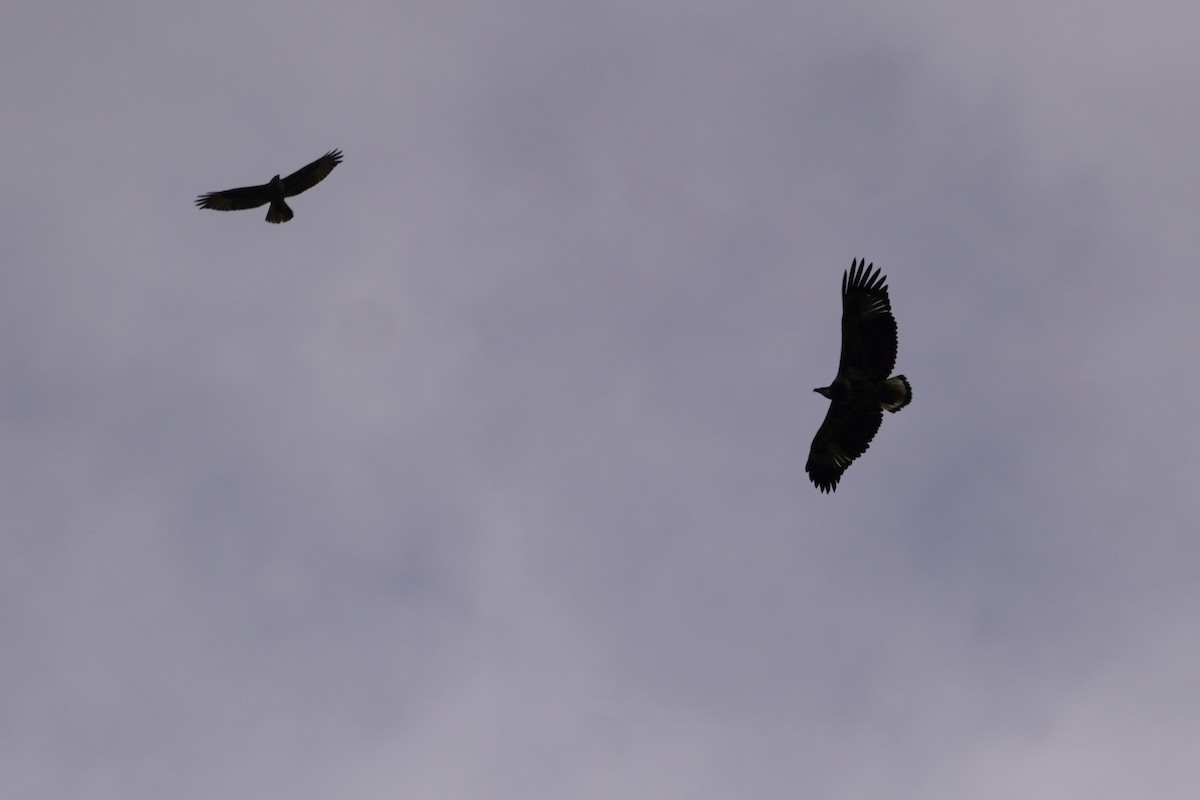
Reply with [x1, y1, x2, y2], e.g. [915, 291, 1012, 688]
[815, 377, 851, 401]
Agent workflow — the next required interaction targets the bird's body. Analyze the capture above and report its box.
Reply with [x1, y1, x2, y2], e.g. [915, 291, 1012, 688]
[262, 175, 290, 223]
[196, 150, 343, 223]
[806, 259, 911, 492]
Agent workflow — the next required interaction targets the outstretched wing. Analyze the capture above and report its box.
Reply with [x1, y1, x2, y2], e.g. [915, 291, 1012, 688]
[195, 183, 273, 211]
[280, 149, 343, 198]
[838, 259, 899, 381]
[805, 399, 884, 493]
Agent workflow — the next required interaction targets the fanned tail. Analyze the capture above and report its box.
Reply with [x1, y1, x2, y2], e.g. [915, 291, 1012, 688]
[266, 199, 294, 224]
[881, 375, 911, 412]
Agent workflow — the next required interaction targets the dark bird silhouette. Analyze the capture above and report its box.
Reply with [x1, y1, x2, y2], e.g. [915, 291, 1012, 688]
[195, 149, 343, 223]
[806, 259, 912, 492]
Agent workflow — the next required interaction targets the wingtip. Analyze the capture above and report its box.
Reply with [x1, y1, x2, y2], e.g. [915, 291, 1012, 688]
[809, 475, 838, 493]
[844, 257, 887, 295]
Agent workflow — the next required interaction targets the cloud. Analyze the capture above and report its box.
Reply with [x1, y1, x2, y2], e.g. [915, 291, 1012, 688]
[3, 1, 1199, 798]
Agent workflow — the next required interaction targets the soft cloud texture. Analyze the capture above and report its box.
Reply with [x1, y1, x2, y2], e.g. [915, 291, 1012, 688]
[3, 1, 1199, 798]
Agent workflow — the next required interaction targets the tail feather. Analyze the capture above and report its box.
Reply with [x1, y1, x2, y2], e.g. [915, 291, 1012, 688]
[266, 199, 294, 224]
[881, 375, 912, 412]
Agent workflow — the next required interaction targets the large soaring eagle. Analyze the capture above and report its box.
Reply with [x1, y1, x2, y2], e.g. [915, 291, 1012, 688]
[195, 149, 343, 223]
[806, 259, 912, 492]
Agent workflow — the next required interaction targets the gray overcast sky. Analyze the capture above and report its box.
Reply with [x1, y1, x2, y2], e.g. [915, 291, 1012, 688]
[4, 1, 1199, 798]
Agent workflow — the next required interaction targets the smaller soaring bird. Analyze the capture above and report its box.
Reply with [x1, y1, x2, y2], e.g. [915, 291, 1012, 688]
[806, 259, 912, 493]
[195, 149, 343, 224]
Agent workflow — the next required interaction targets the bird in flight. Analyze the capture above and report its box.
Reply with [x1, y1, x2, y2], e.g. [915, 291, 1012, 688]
[806, 259, 912, 492]
[195, 149, 343, 223]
